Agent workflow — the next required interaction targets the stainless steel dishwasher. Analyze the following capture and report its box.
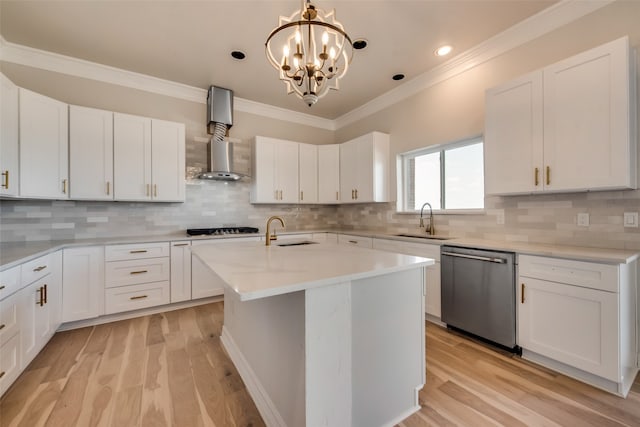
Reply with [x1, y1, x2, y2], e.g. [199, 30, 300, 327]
[440, 245, 519, 352]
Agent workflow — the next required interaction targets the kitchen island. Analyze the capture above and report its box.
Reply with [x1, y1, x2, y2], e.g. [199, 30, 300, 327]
[191, 239, 434, 427]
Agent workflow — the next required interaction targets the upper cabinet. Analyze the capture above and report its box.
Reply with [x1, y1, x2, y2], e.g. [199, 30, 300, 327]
[340, 131, 390, 203]
[0, 73, 19, 197]
[19, 89, 69, 199]
[69, 106, 114, 200]
[113, 113, 185, 202]
[298, 143, 318, 203]
[318, 144, 340, 204]
[484, 36, 636, 196]
[251, 136, 299, 204]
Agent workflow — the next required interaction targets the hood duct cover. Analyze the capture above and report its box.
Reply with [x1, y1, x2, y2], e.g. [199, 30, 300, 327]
[199, 86, 244, 181]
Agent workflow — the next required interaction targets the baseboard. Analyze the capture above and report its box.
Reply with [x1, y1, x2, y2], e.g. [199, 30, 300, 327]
[221, 326, 287, 427]
[382, 404, 421, 427]
[57, 296, 223, 331]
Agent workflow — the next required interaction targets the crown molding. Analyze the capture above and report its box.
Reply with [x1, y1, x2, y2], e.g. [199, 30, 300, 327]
[0, 0, 613, 133]
[334, 0, 614, 130]
[0, 36, 334, 131]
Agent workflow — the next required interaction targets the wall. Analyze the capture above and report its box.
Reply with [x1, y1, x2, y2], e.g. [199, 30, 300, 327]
[335, 0, 640, 251]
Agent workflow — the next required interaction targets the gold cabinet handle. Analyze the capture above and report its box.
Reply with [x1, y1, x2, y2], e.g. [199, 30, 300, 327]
[0, 371, 5, 379]
[0, 285, 5, 291]
[129, 250, 147, 254]
[521, 283, 525, 304]
[62, 179, 68, 194]
[546, 166, 550, 186]
[274, 190, 278, 200]
[280, 190, 283, 200]
[355, 189, 358, 200]
[33, 265, 47, 272]
[173, 243, 189, 247]
[129, 270, 148, 275]
[43, 284, 48, 304]
[336, 191, 339, 201]
[154, 184, 157, 197]
[130, 295, 148, 300]
[0, 324, 5, 330]
[348, 240, 358, 244]
[534, 168, 539, 186]
[37, 286, 44, 307]
[146, 184, 150, 196]
[1, 170, 8, 189]
[106, 181, 111, 195]
[351, 189, 355, 200]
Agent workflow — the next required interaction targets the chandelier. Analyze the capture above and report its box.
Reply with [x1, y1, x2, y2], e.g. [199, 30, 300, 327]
[265, 0, 353, 107]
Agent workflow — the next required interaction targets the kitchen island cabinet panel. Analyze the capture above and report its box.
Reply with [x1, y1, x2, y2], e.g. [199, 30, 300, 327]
[0, 73, 19, 197]
[62, 246, 105, 323]
[19, 88, 69, 199]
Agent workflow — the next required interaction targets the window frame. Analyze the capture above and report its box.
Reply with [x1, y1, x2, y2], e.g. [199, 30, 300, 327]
[397, 135, 485, 214]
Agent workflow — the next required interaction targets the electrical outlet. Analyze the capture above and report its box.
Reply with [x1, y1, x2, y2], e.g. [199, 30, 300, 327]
[624, 212, 639, 228]
[577, 213, 590, 227]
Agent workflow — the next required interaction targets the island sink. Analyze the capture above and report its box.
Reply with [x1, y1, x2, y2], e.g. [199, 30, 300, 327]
[395, 233, 453, 240]
[276, 240, 318, 247]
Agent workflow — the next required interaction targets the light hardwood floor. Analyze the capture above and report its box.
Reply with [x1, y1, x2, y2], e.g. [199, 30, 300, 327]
[1, 302, 639, 426]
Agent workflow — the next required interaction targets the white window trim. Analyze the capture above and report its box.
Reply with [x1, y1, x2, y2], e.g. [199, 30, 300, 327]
[396, 135, 484, 214]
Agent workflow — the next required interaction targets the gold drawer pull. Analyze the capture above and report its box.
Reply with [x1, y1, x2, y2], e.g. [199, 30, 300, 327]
[521, 283, 525, 304]
[129, 250, 148, 254]
[1, 170, 8, 189]
[44, 284, 48, 304]
[130, 270, 148, 275]
[0, 371, 5, 379]
[0, 324, 5, 330]
[62, 179, 67, 194]
[534, 168, 539, 186]
[37, 286, 44, 307]
[106, 181, 111, 195]
[546, 166, 550, 186]
[146, 184, 150, 196]
[348, 240, 358, 244]
[300, 191, 304, 201]
[355, 189, 358, 199]
[173, 243, 189, 247]
[33, 265, 47, 272]
[0, 285, 5, 291]
[130, 295, 148, 300]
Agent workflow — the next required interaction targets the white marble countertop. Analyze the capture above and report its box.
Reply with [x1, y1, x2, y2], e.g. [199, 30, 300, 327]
[191, 240, 434, 301]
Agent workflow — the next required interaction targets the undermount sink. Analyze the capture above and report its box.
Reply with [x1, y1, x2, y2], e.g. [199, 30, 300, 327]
[276, 241, 318, 247]
[394, 234, 453, 241]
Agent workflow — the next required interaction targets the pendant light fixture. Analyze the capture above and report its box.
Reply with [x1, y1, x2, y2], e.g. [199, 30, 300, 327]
[265, 0, 353, 107]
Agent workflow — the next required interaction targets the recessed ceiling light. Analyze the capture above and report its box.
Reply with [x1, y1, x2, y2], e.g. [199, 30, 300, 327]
[231, 50, 246, 60]
[353, 39, 368, 50]
[434, 45, 453, 57]
[392, 74, 405, 81]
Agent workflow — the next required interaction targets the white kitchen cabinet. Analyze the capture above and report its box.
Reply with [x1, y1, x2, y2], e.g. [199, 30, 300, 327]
[150, 119, 186, 202]
[20, 252, 61, 369]
[62, 246, 105, 323]
[0, 73, 19, 197]
[484, 36, 636, 195]
[298, 143, 318, 203]
[191, 237, 260, 299]
[372, 238, 441, 318]
[0, 333, 20, 396]
[318, 144, 340, 203]
[339, 132, 389, 203]
[113, 113, 151, 201]
[69, 106, 114, 200]
[251, 136, 299, 204]
[0, 266, 21, 301]
[170, 241, 192, 303]
[518, 254, 638, 396]
[19, 88, 69, 199]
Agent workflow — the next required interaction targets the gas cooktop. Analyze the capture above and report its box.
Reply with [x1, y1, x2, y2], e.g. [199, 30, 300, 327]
[186, 227, 259, 236]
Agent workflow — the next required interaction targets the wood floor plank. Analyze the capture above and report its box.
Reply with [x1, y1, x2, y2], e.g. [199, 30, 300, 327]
[140, 343, 172, 427]
[166, 348, 204, 427]
[109, 385, 142, 427]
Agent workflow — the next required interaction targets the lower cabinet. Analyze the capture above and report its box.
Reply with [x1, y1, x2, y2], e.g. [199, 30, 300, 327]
[518, 254, 637, 396]
[0, 333, 20, 396]
[105, 281, 170, 314]
[372, 238, 441, 318]
[170, 241, 192, 303]
[62, 246, 105, 322]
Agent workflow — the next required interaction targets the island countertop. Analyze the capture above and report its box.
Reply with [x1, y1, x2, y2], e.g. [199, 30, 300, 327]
[191, 239, 434, 301]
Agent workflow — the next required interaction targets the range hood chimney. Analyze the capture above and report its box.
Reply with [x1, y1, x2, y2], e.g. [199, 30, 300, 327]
[199, 86, 244, 181]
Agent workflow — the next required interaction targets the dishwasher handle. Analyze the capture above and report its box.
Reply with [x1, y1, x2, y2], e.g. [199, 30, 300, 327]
[441, 251, 507, 264]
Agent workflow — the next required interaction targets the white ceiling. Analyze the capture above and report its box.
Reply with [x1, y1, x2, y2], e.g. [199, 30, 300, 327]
[0, 0, 557, 119]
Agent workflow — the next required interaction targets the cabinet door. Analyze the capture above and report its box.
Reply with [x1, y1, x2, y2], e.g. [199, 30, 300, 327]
[151, 119, 185, 202]
[518, 277, 619, 381]
[339, 140, 357, 203]
[0, 73, 19, 197]
[251, 137, 278, 203]
[69, 106, 114, 200]
[543, 37, 634, 192]
[484, 71, 543, 195]
[425, 263, 441, 318]
[19, 88, 69, 199]
[20, 277, 51, 368]
[276, 141, 299, 203]
[0, 333, 21, 397]
[298, 143, 318, 203]
[318, 144, 340, 203]
[354, 134, 374, 202]
[62, 246, 105, 323]
[170, 241, 191, 303]
[113, 113, 152, 201]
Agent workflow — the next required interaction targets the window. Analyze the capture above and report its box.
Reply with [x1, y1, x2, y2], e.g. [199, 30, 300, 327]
[399, 137, 484, 212]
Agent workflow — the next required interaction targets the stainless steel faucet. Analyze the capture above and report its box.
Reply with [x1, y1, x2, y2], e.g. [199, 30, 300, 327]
[419, 202, 434, 235]
[265, 216, 286, 246]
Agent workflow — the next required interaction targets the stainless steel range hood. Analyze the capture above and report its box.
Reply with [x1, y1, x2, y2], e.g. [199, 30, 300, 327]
[199, 86, 244, 181]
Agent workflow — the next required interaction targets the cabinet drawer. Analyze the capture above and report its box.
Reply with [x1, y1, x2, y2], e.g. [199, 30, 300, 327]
[372, 238, 440, 261]
[338, 234, 373, 248]
[0, 291, 20, 346]
[0, 266, 21, 300]
[105, 258, 170, 288]
[0, 333, 21, 397]
[519, 255, 619, 292]
[20, 254, 51, 286]
[105, 281, 170, 315]
[105, 242, 170, 261]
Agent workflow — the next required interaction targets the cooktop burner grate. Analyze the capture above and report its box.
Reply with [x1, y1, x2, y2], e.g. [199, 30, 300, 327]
[186, 227, 259, 236]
